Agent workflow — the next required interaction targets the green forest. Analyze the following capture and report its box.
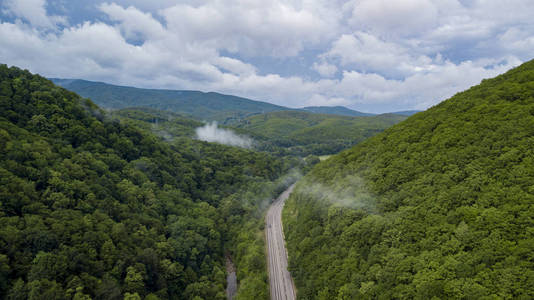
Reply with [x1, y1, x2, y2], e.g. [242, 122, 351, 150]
[283, 59, 534, 299]
[4, 58, 534, 300]
[53, 79, 408, 158]
[109, 108, 202, 140]
[107, 108, 404, 158]
[0, 65, 306, 299]
[233, 111, 406, 156]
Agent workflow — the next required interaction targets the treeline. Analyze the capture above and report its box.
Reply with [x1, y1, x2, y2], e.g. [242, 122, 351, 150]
[233, 111, 406, 156]
[109, 106, 405, 159]
[283, 59, 534, 299]
[110, 107, 308, 299]
[0, 65, 302, 299]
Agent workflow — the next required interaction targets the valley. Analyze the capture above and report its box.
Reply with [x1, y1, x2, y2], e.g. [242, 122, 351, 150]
[1, 59, 534, 300]
[265, 185, 296, 300]
[2, 1, 534, 299]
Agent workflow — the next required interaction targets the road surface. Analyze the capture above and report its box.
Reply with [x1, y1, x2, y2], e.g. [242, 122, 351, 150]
[226, 255, 237, 299]
[266, 185, 296, 300]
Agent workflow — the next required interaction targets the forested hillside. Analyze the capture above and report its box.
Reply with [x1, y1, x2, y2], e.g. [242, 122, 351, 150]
[110, 108, 203, 140]
[234, 111, 406, 156]
[283, 60, 534, 299]
[0, 65, 300, 299]
[51, 79, 292, 123]
[107, 108, 404, 159]
[301, 106, 374, 117]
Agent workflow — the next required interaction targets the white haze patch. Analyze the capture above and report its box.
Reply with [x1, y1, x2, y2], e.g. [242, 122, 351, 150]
[195, 122, 253, 148]
[249, 169, 303, 218]
[297, 174, 376, 211]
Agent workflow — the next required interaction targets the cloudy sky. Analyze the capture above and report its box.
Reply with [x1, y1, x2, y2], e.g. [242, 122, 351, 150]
[1, 0, 533, 112]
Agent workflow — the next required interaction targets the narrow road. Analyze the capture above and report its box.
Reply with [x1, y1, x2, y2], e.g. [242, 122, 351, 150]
[266, 184, 296, 300]
[226, 255, 237, 299]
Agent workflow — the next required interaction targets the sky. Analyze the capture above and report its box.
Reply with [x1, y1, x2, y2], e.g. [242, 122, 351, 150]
[0, 0, 533, 113]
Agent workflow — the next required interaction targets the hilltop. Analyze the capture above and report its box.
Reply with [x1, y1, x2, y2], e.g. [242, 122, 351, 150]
[52, 79, 417, 123]
[51, 79, 292, 123]
[300, 106, 374, 117]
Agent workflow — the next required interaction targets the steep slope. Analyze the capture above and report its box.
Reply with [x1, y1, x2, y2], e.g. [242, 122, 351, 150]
[51, 79, 292, 122]
[283, 60, 534, 299]
[0, 65, 298, 299]
[301, 106, 374, 117]
[234, 111, 406, 156]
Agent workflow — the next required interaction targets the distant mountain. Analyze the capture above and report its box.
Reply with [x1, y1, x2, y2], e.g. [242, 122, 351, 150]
[51, 78, 292, 122]
[389, 110, 421, 116]
[301, 106, 374, 117]
[302, 106, 422, 117]
[52, 79, 420, 122]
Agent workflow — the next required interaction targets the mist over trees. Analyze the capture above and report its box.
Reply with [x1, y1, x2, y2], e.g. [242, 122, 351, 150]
[283, 59, 534, 299]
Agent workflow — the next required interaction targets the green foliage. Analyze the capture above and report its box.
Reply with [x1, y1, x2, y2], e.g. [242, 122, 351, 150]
[234, 110, 406, 156]
[110, 108, 202, 140]
[302, 106, 374, 117]
[52, 79, 291, 123]
[0, 65, 300, 299]
[283, 60, 534, 299]
[53, 79, 406, 157]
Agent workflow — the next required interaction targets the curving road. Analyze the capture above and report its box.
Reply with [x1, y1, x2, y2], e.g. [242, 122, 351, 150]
[266, 185, 296, 300]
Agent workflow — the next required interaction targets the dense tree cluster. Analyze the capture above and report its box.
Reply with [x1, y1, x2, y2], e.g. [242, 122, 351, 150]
[283, 60, 534, 299]
[110, 108, 308, 300]
[233, 111, 406, 156]
[0, 65, 300, 299]
[54, 80, 406, 158]
[111, 108, 202, 140]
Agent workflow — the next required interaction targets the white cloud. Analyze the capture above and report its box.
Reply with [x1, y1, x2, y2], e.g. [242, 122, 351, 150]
[312, 61, 338, 77]
[0, 0, 533, 113]
[213, 56, 257, 76]
[328, 58, 519, 110]
[99, 3, 166, 41]
[3, 0, 66, 28]
[159, 0, 337, 57]
[498, 28, 534, 58]
[323, 32, 437, 77]
[306, 94, 350, 107]
[349, 0, 438, 37]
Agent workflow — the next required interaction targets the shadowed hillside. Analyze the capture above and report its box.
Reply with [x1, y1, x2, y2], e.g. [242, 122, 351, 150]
[0, 65, 301, 299]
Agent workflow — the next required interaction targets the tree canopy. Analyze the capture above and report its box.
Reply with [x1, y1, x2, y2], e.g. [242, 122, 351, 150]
[283, 59, 534, 299]
[0, 65, 301, 299]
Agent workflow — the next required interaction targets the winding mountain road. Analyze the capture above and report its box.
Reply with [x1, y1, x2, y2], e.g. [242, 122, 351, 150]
[266, 185, 296, 300]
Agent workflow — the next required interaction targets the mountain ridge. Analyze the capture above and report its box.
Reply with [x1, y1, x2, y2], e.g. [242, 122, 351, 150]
[51, 78, 293, 122]
[51, 78, 420, 121]
[301, 106, 375, 117]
